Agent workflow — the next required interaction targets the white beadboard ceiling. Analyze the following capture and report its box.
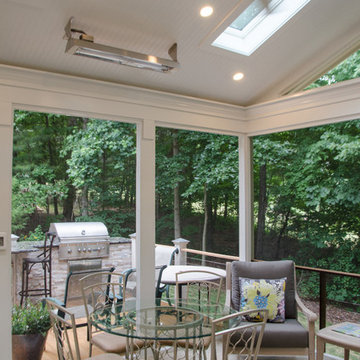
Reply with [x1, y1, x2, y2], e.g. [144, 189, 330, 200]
[1, 0, 360, 106]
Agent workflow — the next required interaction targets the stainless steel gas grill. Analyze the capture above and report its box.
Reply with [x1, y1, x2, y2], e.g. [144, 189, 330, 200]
[49, 222, 110, 261]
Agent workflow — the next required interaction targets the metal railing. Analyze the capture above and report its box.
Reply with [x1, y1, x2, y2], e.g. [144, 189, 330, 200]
[179, 247, 360, 329]
[294, 264, 360, 328]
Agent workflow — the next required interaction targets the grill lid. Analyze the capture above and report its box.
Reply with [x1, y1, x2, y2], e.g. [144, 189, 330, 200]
[49, 222, 109, 241]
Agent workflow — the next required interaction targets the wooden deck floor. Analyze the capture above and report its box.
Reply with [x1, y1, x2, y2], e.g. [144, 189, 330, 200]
[42, 326, 105, 360]
[42, 326, 314, 360]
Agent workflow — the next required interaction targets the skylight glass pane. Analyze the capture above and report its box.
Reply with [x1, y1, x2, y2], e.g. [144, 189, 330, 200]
[212, 0, 311, 56]
[230, 0, 268, 32]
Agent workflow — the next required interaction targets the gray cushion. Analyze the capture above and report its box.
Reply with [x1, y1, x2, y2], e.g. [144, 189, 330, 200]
[231, 260, 297, 319]
[230, 319, 308, 348]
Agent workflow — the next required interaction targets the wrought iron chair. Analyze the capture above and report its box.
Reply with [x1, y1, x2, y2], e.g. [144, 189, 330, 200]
[210, 309, 268, 360]
[80, 271, 145, 358]
[155, 245, 179, 304]
[122, 264, 167, 305]
[47, 266, 115, 328]
[19, 232, 56, 305]
[46, 298, 122, 360]
[161, 269, 224, 359]
[175, 269, 224, 308]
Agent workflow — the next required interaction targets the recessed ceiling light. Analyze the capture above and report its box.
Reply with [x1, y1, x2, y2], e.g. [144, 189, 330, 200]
[200, 6, 214, 17]
[233, 72, 244, 81]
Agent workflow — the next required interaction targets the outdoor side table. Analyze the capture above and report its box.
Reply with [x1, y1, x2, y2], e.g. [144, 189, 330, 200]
[316, 322, 360, 360]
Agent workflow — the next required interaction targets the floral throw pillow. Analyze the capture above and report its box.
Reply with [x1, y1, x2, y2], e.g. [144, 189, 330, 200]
[239, 277, 286, 323]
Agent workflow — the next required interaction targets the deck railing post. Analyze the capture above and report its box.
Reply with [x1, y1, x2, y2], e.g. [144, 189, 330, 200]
[130, 233, 136, 268]
[320, 272, 327, 329]
[172, 238, 189, 265]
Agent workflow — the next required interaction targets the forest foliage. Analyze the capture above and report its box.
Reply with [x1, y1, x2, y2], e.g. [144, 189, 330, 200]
[11, 50, 360, 303]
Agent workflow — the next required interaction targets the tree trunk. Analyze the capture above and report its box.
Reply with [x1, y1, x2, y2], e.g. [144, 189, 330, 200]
[80, 118, 89, 217]
[81, 185, 89, 217]
[46, 197, 50, 215]
[173, 130, 181, 239]
[53, 197, 59, 216]
[208, 195, 214, 252]
[174, 186, 181, 239]
[256, 163, 267, 259]
[118, 177, 125, 206]
[156, 193, 160, 220]
[224, 194, 228, 218]
[101, 151, 107, 211]
[63, 183, 76, 221]
[201, 183, 208, 265]
[45, 114, 58, 215]
[275, 208, 291, 259]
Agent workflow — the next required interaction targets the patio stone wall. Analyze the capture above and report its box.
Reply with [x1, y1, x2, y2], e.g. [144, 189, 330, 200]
[12, 239, 131, 305]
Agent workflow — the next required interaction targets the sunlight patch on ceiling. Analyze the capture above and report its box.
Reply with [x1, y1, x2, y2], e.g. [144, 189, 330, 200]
[212, 0, 311, 56]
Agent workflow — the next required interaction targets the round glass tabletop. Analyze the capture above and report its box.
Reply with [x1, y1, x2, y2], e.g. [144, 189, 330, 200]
[91, 304, 206, 340]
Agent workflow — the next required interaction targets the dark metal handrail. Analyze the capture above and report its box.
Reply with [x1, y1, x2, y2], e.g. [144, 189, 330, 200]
[294, 264, 360, 329]
[180, 247, 360, 329]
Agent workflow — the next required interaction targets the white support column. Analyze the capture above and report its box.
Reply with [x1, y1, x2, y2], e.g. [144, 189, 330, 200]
[0, 101, 13, 360]
[136, 120, 156, 308]
[238, 134, 253, 262]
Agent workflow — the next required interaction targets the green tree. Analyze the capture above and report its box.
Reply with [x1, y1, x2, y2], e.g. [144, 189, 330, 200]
[156, 129, 238, 254]
[306, 50, 360, 89]
[62, 119, 136, 236]
[12, 111, 75, 232]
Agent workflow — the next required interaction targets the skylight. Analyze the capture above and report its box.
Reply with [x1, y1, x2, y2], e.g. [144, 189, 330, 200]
[212, 0, 311, 56]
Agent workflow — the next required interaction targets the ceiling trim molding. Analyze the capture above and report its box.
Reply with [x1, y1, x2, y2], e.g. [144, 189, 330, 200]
[0, 65, 246, 132]
[0, 64, 360, 137]
[281, 26, 360, 97]
[245, 77, 360, 135]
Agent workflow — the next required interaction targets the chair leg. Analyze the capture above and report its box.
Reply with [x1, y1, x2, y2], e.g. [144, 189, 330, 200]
[308, 321, 316, 360]
[22, 263, 31, 306]
[43, 263, 47, 297]
[20, 262, 26, 306]
[20, 261, 52, 305]
[88, 323, 93, 357]
[49, 262, 52, 297]
[222, 334, 228, 360]
[203, 343, 207, 360]
[166, 285, 172, 306]
[316, 336, 325, 360]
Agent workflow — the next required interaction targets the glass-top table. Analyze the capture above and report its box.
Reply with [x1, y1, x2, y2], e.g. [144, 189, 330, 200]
[90, 302, 235, 340]
[92, 304, 203, 340]
[90, 301, 237, 359]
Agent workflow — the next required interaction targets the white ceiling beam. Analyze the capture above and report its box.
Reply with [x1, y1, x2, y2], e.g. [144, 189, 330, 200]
[1, 65, 360, 137]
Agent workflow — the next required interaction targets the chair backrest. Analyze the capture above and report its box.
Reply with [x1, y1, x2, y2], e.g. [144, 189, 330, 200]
[230, 260, 297, 319]
[210, 309, 268, 360]
[64, 267, 115, 308]
[80, 271, 126, 330]
[155, 245, 178, 266]
[175, 270, 224, 307]
[123, 265, 167, 300]
[46, 298, 81, 360]
[38, 231, 56, 261]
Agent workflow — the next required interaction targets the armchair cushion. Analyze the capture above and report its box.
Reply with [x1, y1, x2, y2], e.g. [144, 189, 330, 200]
[239, 277, 286, 323]
[230, 319, 308, 348]
[231, 260, 297, 319]
[261, 319, 309, 348]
